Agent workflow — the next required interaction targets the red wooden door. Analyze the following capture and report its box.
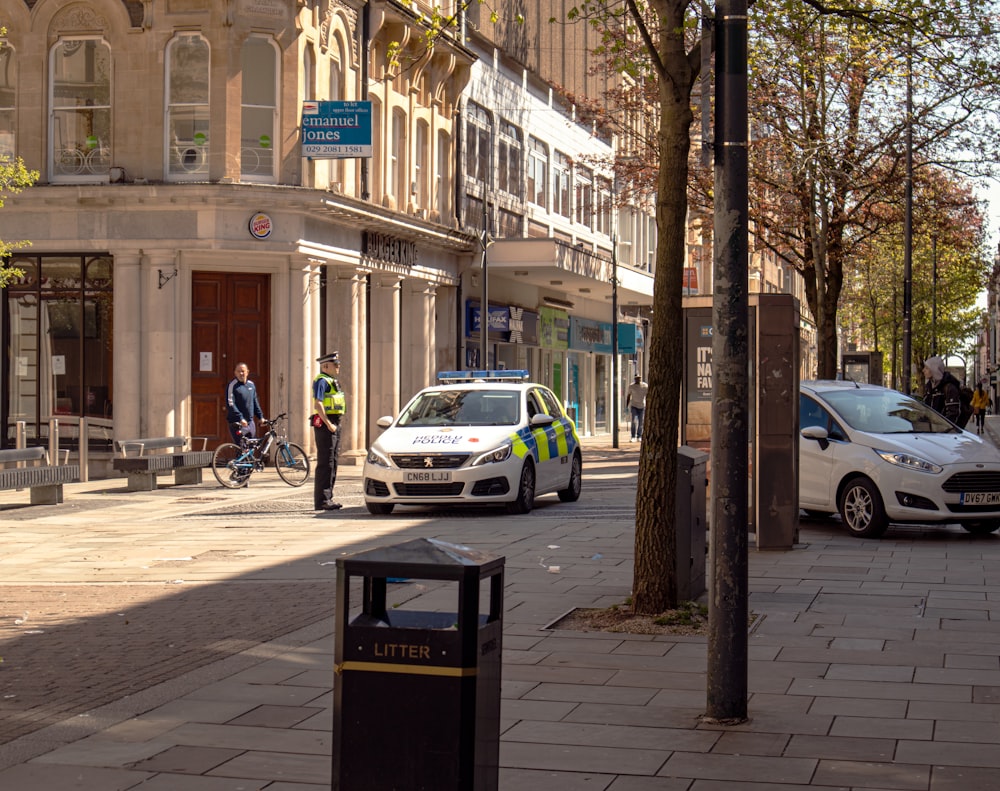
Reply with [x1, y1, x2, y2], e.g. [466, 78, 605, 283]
[191, 273, 270, 448]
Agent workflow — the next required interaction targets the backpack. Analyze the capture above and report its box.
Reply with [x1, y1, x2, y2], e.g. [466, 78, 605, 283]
[958, 386, 974, 429]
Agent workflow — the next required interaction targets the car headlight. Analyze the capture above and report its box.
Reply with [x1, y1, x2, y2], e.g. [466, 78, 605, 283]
[874, 448, 942, 474]
[366, 447, 391, 467]
[471, 442, 512, 467]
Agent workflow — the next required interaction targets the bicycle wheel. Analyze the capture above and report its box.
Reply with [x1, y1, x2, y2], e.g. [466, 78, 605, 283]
[274, 442, 310, 486]
[212, 443, 251, 489]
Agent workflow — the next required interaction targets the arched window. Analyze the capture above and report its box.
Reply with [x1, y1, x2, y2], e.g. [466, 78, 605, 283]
[241, 36, 278, 182]
[436, 129, 450, 222]
[49, 38, 111, 182]
[0, 41, 15, 159]
[414, 119, 428, 212]
[369, 95, 382, 204]
[391, 107, 406, 209]
[328, 38, 344, 191]
[165, 33, 209, 180]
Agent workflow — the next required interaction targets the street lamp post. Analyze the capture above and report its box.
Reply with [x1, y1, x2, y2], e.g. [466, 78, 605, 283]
[611, 229, 619, 449]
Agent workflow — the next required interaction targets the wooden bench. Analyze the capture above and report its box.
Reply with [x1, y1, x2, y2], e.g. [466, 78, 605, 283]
[112, 436, 212, 491]
[0, 447, 80, 505]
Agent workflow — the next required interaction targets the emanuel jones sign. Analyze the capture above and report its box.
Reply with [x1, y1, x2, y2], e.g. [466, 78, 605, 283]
[301, 101, 372, 158]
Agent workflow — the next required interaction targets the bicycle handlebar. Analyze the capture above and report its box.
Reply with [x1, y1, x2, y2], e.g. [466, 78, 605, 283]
[262, 412, 289, 425]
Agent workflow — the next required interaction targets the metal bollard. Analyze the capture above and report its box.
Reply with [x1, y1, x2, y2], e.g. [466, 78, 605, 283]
[49, 418, 59, 465]
[15, 420, 26, 450]
[79, 416, 90, 482]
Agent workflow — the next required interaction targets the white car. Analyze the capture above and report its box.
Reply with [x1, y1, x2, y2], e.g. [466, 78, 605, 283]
[363, 370, 583, 515]
[800, 380, 1000, 537]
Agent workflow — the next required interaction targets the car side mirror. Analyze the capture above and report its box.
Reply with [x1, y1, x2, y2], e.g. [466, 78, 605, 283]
[530, 413, 555, 427]
[801, 425, 830, 450]
[376, 415, 394, 429]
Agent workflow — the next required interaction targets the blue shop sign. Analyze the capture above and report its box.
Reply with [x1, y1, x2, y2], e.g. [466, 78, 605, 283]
[570, 317, 642, 354]
[301, 101, 372, 158]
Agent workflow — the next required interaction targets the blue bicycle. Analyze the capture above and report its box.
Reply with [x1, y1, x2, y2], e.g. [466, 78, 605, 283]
[211, 413, 310, 488]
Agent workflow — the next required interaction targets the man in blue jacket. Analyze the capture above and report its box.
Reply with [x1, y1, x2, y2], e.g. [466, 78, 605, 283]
[226, 362, 264, 443]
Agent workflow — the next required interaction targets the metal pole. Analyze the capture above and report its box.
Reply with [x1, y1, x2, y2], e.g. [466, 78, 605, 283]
[611, 229, 619, 449]
[902, 40, 913, 395]
[931, 234, 937, 357]
[479, 117, 494, 370]
[79, 416, 90, 482]
[707, 0, 749, 723]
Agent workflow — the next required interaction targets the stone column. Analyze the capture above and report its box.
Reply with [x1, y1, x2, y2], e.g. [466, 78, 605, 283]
[369, 274, 401, 436]
[330, 270, 368, 460]
[141, 251, 181, 437]
[402, 279, 437, 398]
[112, 250, 143, 440]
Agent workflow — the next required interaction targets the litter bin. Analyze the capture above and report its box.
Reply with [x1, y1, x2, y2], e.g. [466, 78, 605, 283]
[677, 446, 708, 600]
[332, 538, 504, 791]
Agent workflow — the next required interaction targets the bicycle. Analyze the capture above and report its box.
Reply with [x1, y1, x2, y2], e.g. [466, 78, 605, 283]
[212, 413, 310, 488]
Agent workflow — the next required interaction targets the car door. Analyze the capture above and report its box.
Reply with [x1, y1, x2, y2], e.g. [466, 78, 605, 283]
[535, 386, 575, 493]
[799, 393, 850, 510]
[525, 389, 559, 491]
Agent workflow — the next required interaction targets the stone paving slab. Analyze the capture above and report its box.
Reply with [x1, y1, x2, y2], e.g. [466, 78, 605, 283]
[5, 430, 1000, 788]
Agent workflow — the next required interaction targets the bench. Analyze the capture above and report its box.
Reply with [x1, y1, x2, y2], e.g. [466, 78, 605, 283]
[112, 436, 212, 491]
[0, 447, 80, 505]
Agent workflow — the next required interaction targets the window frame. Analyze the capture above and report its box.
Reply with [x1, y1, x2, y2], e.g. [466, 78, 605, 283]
[240, 35, 279, 184]
[49, 37, 112, 184]
[164, 33, 210, 182]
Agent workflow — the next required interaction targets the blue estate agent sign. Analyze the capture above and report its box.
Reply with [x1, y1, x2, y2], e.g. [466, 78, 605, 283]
[301, 100, 372, 159]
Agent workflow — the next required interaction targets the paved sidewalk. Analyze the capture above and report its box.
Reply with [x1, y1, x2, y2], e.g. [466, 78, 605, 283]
[3, 429, 1000, 789]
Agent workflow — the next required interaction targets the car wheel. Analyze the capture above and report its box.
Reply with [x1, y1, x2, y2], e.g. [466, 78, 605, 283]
[838, 477, 889, 538]
[366, 501, 395, 516]
[506, 459, 535, 514]
[558, 451, 582, 502]
[960, 519, 1000, 535]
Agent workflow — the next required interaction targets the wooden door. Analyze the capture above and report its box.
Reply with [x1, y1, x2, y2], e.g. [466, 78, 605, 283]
[191, 273, 270, 448]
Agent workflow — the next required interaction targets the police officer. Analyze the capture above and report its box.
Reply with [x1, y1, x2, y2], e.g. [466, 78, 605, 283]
[312, 351, 346, 510]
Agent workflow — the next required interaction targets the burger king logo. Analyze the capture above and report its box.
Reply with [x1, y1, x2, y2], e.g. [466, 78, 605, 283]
[249, 213, 273, 240]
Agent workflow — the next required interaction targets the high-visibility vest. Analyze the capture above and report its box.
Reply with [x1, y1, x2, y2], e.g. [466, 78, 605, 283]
[315, 373, 346, 415]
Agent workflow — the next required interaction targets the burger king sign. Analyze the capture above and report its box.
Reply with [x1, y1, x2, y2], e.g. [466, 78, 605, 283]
[249, 212, 273, 240]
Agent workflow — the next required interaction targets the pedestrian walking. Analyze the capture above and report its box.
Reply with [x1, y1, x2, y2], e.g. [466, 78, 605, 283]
[312, 351, 346, 511]
[972, 382, 990, 434]
[922, 356, 964, 426]
[625, 374, 648, 442]
[225, 362, 264, 443]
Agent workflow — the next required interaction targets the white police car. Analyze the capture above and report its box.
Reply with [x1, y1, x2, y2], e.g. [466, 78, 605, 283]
[363, 370, 582, 515]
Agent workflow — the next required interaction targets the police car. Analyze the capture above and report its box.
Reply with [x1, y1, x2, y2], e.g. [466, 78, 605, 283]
[363, 370, 582, 515]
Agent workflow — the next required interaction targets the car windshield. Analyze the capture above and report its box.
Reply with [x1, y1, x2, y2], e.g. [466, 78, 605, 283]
[396, 390, 521, 426]
[820, 389, 958, 434]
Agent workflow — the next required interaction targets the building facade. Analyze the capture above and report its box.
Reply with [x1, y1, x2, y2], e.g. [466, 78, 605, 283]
[0, 0, 480, 472]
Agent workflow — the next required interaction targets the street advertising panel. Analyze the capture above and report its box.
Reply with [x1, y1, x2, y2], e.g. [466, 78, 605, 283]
[301, 100, 372, 158]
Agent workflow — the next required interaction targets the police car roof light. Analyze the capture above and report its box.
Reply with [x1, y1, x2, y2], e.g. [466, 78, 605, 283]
[436, 369, 530, 383]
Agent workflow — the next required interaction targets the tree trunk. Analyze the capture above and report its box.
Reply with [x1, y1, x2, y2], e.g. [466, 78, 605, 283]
[631, 30, 694, 615]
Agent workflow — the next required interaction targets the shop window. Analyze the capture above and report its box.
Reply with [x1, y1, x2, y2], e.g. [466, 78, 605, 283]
[465, 102, 491, 185]
[241, 36, 278, 182]
[575, 166, 593, 228]
[165, 34, 210, 180]
[496, 120, 522, 197]
[49, 38, 111, 182]
[0, 41, 15, 159]
[4, 255, 114, 449]
[526, 136, 547, 208]
[552, 151, 570, 218]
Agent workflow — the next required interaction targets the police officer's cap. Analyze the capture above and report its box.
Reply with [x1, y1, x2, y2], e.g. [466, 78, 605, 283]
[317, 351, 340, 364]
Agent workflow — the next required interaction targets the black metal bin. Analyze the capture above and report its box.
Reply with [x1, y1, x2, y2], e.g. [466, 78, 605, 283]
[332, 538, 504, 791]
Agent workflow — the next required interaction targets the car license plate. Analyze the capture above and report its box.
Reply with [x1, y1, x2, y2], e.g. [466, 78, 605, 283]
[961, 492, 1000, 505]
[404, 470, 452, 483]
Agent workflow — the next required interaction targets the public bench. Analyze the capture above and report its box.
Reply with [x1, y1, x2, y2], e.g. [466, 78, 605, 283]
[0, 446, 80, 505]
[112, 436, 212, 491]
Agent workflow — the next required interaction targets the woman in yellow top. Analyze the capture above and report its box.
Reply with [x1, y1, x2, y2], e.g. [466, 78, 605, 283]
[971, 383, 990, 434]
